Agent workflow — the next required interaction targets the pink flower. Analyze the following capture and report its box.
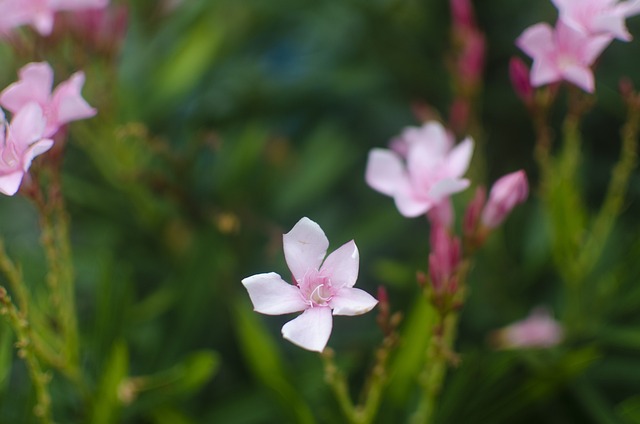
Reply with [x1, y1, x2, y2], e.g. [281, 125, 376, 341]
[242, 217, 378, 352]
[552, 0, 640, 41]
[495, 308, 564, 349]
[516, 20, 613, 93]
[481, 170, 529, 229]
[509, 57, 534, 105]
[57, 5, 128, 54]
[0, 103, 53, 196]
[0, 62, 96, 138]
[365, 121, 474, 218]
[0, 0, 109, 36]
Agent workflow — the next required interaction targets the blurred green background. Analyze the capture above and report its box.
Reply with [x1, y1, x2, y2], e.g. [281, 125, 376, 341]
[1, 0, 640, 422]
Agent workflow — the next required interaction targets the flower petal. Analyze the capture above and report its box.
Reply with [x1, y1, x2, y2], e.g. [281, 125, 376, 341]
[0, 171, 24, 196]
[445, 137, 474, 178]
[562, 64, 595, 93]
[429, 177, 470, 201]
[393, 182, 432, 217]
[0, 62, 53, 113]
[51, 72, 97, 135]
[241, 272, 307, 315]
[23, 138, 54, 172]
[281, 306, 332, 352]
[330, 287, 378, 316]
[8, 102, 46, 148]
[365, 148, 407, 196]
[516, 23, 554, 58]
[320, 240, 359, 289]
[283, 217, 329, 282]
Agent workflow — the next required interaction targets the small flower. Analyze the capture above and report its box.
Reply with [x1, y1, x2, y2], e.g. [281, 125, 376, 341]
[242, 217, 378, 352]
[365, 121, 474, 218]
[0, 0, 109, 36]
[0, 62, 96, 138]
[552, 0, 640, 41]
[516, 20, 613, 93]
[0, 102, 54, 196]
[481, 170, 529, 229]
[493, 308, 564, 349]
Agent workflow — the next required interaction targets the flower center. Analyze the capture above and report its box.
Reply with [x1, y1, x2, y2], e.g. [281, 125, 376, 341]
[299, 269, 334, 307]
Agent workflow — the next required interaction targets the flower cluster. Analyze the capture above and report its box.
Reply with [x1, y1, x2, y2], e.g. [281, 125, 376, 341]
[0, 62, 95, 195]
[0, 0, 109, 36]
[517, 0, 640, 93]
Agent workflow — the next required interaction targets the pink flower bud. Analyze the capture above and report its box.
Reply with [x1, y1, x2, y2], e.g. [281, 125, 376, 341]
[509, 57, 534, 105]
[428, 199, 454, 229]
[450, 0, 474, 30]
[481, 170, 528, 229]
[428, 225, 461, 293]
[493, 308, 563, 349]
[463, 185, 486, 238]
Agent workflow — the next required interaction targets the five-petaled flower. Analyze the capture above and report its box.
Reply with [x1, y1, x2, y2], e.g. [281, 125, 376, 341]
[242, 217, 378, 352]
[552, 0, 640, 41]
[0, 102, 53, 196]
[516, 20, 612, 93]
[365, 121, 474, 218]
[0, 62, 96, 138]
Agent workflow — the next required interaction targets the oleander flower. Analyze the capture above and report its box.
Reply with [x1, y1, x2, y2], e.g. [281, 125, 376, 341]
[0, 62, 96, 138]
[481, 170, 529, 229]
[516, 20, 612, 93]
[365, 121, 474, 218]
[0, 102, 53, 196]
[552, 0, 640, 41]
[242, 217, 378, 352]
[493, 308, 564, 349]
[0, 0, 109, 36]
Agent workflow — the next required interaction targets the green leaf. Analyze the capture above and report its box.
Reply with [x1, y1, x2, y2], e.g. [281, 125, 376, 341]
[91, 341, 129, 424]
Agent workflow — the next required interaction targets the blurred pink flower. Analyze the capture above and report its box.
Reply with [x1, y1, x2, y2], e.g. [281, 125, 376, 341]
[365, 121, 474, 218]
[0, 62, 96, 138]
[552, 0, 640, 41]
[481, 170, 529, 229]
[463, 185, 486, 238]
[496, 308, 564, 349]
[0, 0, 109, 36]
[58, 5, 127, 53]
[242, 217, 378, 352]
[0, 103, 53, 196]
[509, 57, 534, 105]
[516, 20, 612, 92]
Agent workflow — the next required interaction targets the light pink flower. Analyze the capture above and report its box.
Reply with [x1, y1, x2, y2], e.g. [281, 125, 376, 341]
[365, 121, 474, 218]
[0, 62, 96, 138]
[481, 170, 529, 229]
[552, 0, 640, 41]
[0, 0, 109, 36]
[516, 20, 613, 93]
[0, 103, 53, 196]
[242, 217, 378, 352]
[496, 308, 564, 349]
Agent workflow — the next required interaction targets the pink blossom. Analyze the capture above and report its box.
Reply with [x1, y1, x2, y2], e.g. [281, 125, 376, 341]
[0, 103, 53, 196]
[0, 0, 109, 36]
[0, 62, 96, 138]
[496, 308, 564, 349]
[463, 185, 486, 238]
[516, 20, 613, 93]
[57, 5, 128, 53]
[242, 217, 378, 352]
[365, 121, 474, 218]
[509, 57, 534, 105]
[481, 170, 529, 229]
[552, 0, 640, 41]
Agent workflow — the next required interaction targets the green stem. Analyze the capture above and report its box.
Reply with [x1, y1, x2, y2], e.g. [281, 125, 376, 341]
[411, 312, 459, 424]
[0, 287, 53, 424]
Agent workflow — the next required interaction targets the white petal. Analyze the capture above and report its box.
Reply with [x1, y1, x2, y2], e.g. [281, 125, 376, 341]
[330, 287, 378, 316]
[0, 171, 24, 196]
[445, 137, 474, 178]
[23, 138, 54, 172]
[429, 178, 470, 201]
[365, 148, 407, 196]
[283, 217, 329, 282]
[320, 240, 359, 289]
[8, 102, 46, 148]
[281, 307, 332, 352]
[242, 272, 307, 315]
[394, 181, 431, 217]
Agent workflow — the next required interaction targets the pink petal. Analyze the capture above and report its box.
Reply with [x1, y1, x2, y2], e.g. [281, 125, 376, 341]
[516, 23, 554, 58]
[281, 306, 332, 352]
[241, 272, 307, 315]
[365, 148, 407, 196]
[445, 137, 474, 178]
[0, 171, 24, 196]
[582, 34, 614, 64]
[593, 14, 630, 40]
[429, 178, 470, 201]
[562, 64, 595, 93]
[283, 217, 329, 283]
[33, 11, 55, 35]
[330, 287, 378, 316]
[51, 0, 110, 9]
[22, 138, 54, 172]
[8, 103, 46, 148]
[320, 240, 359, 289]
[407, 123, 451, 182]
[530, 59, 561, 87]
[0, 62, 53, 113]
[393, 182, 431, 217]
[52, 72, 96, 124]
